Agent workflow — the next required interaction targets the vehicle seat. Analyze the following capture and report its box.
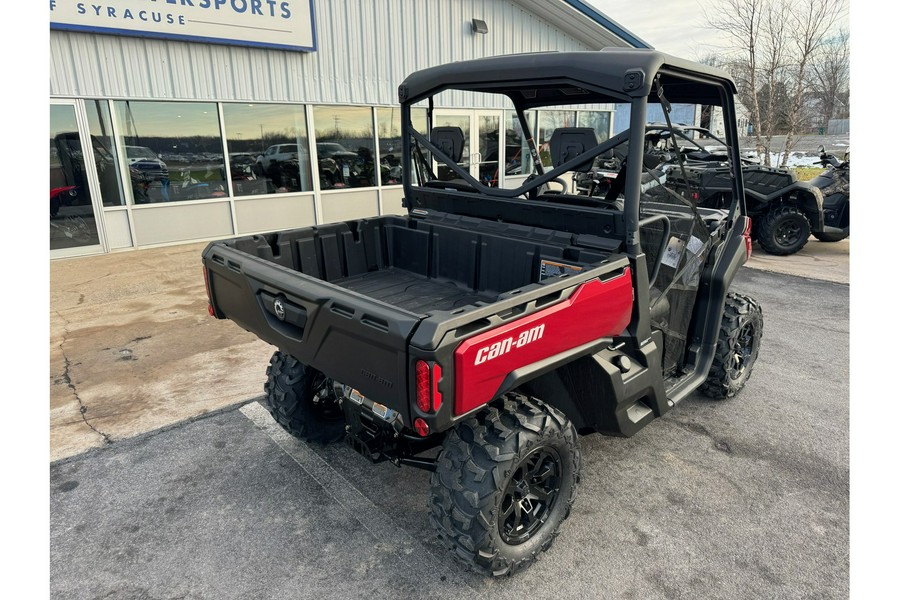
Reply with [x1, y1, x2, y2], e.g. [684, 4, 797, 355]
[549, 128, 599, 172]
[431, 127, 465, 163]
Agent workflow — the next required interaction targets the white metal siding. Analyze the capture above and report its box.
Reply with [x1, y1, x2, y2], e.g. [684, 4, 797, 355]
[50, 0, 602, 107]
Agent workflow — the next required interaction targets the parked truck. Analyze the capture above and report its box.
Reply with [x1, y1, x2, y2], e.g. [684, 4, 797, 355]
[201, 49, 763, 576]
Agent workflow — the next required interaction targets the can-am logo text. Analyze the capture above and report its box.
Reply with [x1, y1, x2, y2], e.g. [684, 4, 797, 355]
[474, 324, 545, 365]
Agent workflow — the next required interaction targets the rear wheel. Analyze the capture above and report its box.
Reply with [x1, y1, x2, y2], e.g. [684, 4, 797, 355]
[756, 205, 810, 255]
[263, 351, 345, 444]
[429, 393, 581, 576]
[701, 293, 763, 400]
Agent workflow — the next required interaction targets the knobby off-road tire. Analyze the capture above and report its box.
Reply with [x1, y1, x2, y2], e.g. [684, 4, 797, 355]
[263, 351, 345, 444]
[701, 293, 763, 400]
[812, 230, 849, 243]
[429, 393, 581, 576]
[756, 205, 811, 256]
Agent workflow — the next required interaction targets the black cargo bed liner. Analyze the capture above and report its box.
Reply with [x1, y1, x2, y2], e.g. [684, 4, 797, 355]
[221, 215, 618, 316]
[336, 268, 497, 314]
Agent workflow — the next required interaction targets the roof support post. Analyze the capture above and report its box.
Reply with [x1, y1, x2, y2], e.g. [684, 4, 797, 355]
[624, 96, 647, 255]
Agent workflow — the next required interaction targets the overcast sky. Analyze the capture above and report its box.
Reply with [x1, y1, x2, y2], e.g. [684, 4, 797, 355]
[585, 0, 721, 58]
[585, 0, 850, 60]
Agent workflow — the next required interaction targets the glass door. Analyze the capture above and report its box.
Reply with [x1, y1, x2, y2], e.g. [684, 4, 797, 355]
[50, 101, 104, 257]
[431, 110, 504, 187]
[477, 112, 502, 187]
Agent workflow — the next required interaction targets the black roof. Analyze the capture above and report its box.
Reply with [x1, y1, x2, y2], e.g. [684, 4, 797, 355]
[399, 48, 737, 108]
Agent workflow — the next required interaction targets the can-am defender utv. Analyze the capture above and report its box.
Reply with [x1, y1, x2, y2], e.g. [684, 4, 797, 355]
[201, 48, 763, 576]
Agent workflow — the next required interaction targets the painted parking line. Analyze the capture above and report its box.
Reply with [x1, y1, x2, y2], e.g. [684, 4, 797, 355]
[239, 401, 485, 596]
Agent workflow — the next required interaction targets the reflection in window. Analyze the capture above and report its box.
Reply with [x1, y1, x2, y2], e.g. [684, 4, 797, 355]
[478, 114, 501, 187]
[504, 111, 536, 180]
[313, 106, 376, 189]
[114, 101, 226, 203]
[577, 111, 611, 144]
[85, 100, 126, 207]
[222, 103, 312, 196]
[537, 110, 577, 168]
[50, 105, 101, 250]
[577, 111, 612, 169]
[377, 107, 425, 185]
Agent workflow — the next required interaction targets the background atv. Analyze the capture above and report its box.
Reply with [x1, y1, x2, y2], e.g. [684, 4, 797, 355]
[663, 161, 824, 255]
[808, 145, 849, 243]
[579, 124, 825, 256]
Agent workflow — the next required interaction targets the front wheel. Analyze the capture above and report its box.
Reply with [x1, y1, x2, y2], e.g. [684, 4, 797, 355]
[263, 351, 346, 444]
[756, 205, 811, 256]
[429, 394, 581, 576]
[701, 293, 763, 400]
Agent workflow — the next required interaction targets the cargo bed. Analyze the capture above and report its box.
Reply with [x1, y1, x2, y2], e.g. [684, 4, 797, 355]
[202, 213, 628, 418]
[214, 214, 619, 312]
[335, 268, 497, 313]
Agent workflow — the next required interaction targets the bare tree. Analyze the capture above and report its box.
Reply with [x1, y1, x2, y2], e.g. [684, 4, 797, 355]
[704, 0, 847, 166]
[809, 29, 850, 125]
[758, 0, 791, 164]
[778, 0, 846, 166]
[703, 0, 768, 161]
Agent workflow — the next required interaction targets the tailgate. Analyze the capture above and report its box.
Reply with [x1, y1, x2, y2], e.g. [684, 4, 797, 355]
[203, 243, 421, 409]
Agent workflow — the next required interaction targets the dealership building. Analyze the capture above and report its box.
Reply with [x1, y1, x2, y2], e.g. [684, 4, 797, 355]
[49, 0, 650, 259]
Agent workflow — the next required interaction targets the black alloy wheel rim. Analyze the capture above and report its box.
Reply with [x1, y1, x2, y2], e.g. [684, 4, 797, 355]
[727, 321, 757, 381]
[775, 218, 804, 247]
[499, 447, 562, 545]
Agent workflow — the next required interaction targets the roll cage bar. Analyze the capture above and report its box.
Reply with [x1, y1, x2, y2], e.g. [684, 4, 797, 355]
[400, 60, 748, 256]
[407, 126, 632, 199]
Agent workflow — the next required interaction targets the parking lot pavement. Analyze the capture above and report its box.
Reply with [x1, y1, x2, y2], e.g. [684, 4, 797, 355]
[50, 241, 275, 462]
[50, 268, 848, 599]
[746, 238, 849, 285]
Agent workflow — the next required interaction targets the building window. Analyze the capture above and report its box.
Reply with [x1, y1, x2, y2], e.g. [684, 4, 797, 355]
[376, 107, 426, 185]
[577, 110, 612, 169]
[577, 110, 611, 143]
[50, 105, 101, 250]
[313, 106, 376, 189]
[504, 110, 536, 179]
[537, 110, 577, 168]
[85, 100, 126, 207]
[114, 101, 226, 204]
[222, 103, 313, 196]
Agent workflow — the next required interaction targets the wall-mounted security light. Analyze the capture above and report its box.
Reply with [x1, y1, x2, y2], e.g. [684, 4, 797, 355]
[472, 19, 489, 34]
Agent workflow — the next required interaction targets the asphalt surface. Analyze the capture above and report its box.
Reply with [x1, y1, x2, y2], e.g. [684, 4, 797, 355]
[50, 268, 849, 599]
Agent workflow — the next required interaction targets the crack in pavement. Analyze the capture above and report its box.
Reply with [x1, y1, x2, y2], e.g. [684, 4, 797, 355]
[55, 310, 113, 446]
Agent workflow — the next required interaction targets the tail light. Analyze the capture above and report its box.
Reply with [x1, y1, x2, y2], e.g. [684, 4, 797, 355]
[415, 360, 443, 413]
[202, 265, 217, 318]
[742, 218, 753, 260]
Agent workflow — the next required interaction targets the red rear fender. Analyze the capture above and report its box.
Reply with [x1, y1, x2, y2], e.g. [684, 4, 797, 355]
[452, 269, 633, 416]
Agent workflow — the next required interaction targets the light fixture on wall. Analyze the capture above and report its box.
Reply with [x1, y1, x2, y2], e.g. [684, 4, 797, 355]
[472, 19, 489, 34]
